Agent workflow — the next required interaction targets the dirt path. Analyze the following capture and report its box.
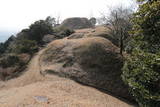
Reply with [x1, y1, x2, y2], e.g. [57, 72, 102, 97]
[0, 41, 134, 107]
[0, 77, 134, 107]
[0, 49, 45, 89]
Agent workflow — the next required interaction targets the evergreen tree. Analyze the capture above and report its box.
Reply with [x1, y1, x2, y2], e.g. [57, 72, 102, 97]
[132, 0, 160, 53]
[122, 0, 160, 106]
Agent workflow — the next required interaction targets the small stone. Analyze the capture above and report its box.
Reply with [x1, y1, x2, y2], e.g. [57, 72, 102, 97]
[34, 96, 48, 103]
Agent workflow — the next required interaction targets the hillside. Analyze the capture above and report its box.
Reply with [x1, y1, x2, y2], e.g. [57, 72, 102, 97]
[0, 26, 135, 107]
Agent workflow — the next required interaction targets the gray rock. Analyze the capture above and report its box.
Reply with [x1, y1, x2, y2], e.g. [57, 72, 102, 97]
[60, 17, 94, 30]
[34, 96, 48, 103]
[40, 37, 133, 101]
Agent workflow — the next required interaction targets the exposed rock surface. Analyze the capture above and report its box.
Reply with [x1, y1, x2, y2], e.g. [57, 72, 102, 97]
[39, 37, 132, 100]
[67, 25, 118, 46]
[0, 25, 135, 106]
[60, 17, 94, 29]
[0, 40, 135, 106]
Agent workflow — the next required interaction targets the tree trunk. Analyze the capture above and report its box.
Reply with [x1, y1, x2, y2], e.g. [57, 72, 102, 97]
[120, 29, 123, 55]
[120, 36, 123, 55]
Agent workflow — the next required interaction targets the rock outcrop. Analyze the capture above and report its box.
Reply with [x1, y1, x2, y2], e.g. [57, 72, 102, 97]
[60, 17, 94, 29]
[0, 23, 135, 106]
[39, 37, 132, 100]
[0, 37, 135, 106]
[68, 25, 119, 46]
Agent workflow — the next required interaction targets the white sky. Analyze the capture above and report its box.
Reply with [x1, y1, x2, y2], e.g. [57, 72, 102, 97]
[0, 0, 136, 32]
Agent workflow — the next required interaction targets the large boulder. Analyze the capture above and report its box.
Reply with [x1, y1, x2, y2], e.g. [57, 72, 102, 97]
[67, 25, 119, 46]
[39, 37, 133, 101]
[60, 17, 94, 29]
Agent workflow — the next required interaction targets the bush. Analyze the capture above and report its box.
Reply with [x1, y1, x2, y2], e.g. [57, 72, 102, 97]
[122, 1, 160, 106]
[0, 36, 16, 54]
[29, 20, 53, 43]
[122, 49, 160, 107]
[16, 17, 55, 44]
[0, 54, 22, 68]
[10, 39, 38, 54]
[131, 1, 160, 53]
[89, 17, 96, 26]
[53, 26, 74, 38]
[0, 43, 5, 54]
[62, 28, 74, 36]
[0, 53, 31, 80]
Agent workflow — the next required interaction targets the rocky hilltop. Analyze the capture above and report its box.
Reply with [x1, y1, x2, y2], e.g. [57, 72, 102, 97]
[0, 17, 135, 107]
[59, 17, 94, 29]
[40, 36, 131, 100]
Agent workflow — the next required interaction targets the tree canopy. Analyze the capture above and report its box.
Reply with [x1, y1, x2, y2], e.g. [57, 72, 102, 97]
[122, 0, 160, 106]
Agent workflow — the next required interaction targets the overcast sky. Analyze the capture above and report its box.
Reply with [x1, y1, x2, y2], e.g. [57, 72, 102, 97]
[0, 0, 136, 33]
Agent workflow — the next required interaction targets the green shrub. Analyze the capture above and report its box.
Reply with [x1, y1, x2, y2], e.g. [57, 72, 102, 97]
[131, 1, 160, 53]
[10, 39, 38, 54]
[53, 26, 74, 38]
[0, 54, 22, 68]
[122, 1, 160, 106]
[0, 36, 16, 54]
[122, 49, 160, 107]
[16, 17, 55, 44]
[29, 20, 53, 43]
[62, 28, 74, 36]
[0, 43, 5, 54]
